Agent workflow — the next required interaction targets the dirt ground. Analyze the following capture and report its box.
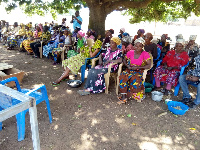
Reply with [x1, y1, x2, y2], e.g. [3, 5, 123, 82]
[0, 44, 200, 150]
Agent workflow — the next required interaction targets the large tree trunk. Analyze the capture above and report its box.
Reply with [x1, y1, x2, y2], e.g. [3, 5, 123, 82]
[88, 3, 107, 39]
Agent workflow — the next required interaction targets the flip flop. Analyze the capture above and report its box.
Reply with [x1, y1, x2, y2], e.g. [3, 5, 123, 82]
[61, 77, 69, 81]
[77, 90, 90, 96]
[51, 82, 60, 86]
[117, 96, 127, 104]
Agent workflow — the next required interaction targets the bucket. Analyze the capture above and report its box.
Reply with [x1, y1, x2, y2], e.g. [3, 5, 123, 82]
[151, 91, 163, 101]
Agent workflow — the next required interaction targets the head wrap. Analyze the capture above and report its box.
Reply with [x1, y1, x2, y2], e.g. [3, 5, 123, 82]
[122, 32, 129, 37]
[189, 35, 197, 41]
[111, 37, 121, 45]
[26, 23, 32, 28]
[122, 35, 131, 44]
[176, 34, 183, 40]
[78, 31, 85, 37]
[134, 37, 145, 45]
[176, 38, 185, 46]
[109, 29, 114, 34]
[161, 34, 168, 39]
[120, 28, 125, 33]
[87, 29, 95, 36]
[138, 29, 145, 34]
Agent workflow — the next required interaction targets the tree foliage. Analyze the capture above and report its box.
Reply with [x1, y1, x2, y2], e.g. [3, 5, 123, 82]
[125, 0, 200, 24]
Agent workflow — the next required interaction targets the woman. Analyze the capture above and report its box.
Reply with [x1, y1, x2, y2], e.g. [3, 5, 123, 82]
[118, 37, 152, 104]
[78, 37, 122, 95]
[157, 34, 170, 59]
[121, 34, 134, 55]
[42, 30, 65, 57]
[102, 29, 114, 50]
[85, 29, 95, 40]
[30, 25, 51, 58]
[51, 31, 102, 86]
[20, 24, 42, 54]
[154, 39, 189, 95]
[144, 33, 157, 59]
[132, 29, 145, 45]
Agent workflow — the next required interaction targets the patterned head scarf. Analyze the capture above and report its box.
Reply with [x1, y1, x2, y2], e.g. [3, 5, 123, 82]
[122, 32, 129, 37]
[176, 38, 185, 46]
[27, 23, 32, 28]
[189, 35, 197, 41]
[134, 37, 145, 45]
[176, 34, 183, 40]
[78, 31, 85, 37]
[87, 29, 95, 36]
[122, 35, 131, 44]
[111, 37, 121, 45]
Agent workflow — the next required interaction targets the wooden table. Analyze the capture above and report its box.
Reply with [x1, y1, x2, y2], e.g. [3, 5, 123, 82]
[0, 84, 40, 150]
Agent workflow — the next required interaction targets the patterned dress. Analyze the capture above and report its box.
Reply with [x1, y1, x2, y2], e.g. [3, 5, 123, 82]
[119, 51, 151, 101]
[85, 48, 122, 93]
[20, 31, 42, 53]
[62, 39, 102, 75]
[154, 50, 189, 86]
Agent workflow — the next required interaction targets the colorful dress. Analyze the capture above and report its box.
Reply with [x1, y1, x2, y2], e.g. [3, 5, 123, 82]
[85, 48, 122, 93]
[62, 39, 102, 75]
[154, 50, 189, 86]
[20, 31, 42, 53]
[119, 50, 151, 101]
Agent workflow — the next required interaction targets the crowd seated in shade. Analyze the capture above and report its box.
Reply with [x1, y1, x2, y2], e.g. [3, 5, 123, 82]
[1, 19, 200, 109]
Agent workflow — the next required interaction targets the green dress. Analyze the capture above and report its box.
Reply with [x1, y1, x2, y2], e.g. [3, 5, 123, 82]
[62, 39, 102, 74]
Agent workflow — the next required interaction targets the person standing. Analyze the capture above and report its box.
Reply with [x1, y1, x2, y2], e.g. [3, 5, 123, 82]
[70, 11, 82, 30]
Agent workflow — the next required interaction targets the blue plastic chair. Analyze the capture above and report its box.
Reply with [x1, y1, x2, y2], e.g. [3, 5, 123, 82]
[80, 48, 102, 82]
[152, 61, 190, 96]
[0, 77, 52, 141]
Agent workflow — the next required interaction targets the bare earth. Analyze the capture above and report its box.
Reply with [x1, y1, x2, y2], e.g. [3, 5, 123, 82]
[0, 44, 200, 150]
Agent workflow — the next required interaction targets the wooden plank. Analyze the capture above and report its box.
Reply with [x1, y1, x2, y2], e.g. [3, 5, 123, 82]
[29, 100, 40, 150]
[0, 100, 31, 122]
[0, 84, 30, 102]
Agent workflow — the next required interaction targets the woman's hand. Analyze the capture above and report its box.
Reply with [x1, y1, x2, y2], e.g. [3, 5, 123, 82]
[104, 60, 111, 66]
[186, 75, 199, 82]
[167, 67, 173, 70]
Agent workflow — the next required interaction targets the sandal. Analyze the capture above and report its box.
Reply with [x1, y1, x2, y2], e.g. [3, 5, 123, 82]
[77, 90, 90, 96]
[51, 82, 60, 86]
[61, 77, 69, 81]
[117, 96, 127, 104]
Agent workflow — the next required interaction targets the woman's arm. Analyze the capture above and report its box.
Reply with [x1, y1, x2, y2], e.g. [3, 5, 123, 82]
[89, 47, 100, 58]
[98, 53, 103, 65]
[130, 59, 151, 70]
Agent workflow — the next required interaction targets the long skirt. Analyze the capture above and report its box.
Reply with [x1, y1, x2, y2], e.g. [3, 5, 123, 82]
[84, 67, 108, 93]
[43, 42, 58, 57]
[20, 39, 34, 53]
[119, 69, 144, 101]
[62, 53, 86, 75]
[154, 66, 180, 86]
[7, 36, 17, 48]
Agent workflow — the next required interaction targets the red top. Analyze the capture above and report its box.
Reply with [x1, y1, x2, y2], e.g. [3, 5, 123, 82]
[162, 50, 189, 70]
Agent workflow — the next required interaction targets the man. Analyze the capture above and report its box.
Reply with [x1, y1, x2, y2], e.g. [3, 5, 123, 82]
[179, 55, 200, 108]
[70, 11, 82, 30]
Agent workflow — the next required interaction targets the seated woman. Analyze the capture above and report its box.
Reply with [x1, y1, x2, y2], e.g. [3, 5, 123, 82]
[121, 34, 134, 55]
[42, 30, 65, 57]
[51, 31, 102, 86]
[78, 37, 122, 95]
[20, 24, 42, 54]
[85, 29, 95, 40]
[118, 37, 152, 104]
[144, 33, 157, 59]
[132, 29, 145, 45]
[7, 22, 20, 50]
[30, 25, 51, 58]
[154, 39, 189, 95]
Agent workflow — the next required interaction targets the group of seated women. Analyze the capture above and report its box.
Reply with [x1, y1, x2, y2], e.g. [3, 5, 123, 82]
[1, 21, 199, 106]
